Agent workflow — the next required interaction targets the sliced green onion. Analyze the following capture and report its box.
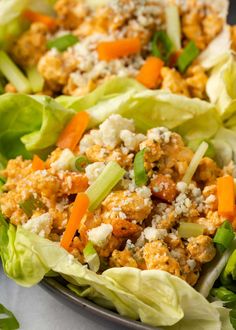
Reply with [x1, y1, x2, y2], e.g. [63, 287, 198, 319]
[19, 195, 45, 218]
[151, 31, 174, 63]
[26, 67, 44, 93]
[134, 149, 148, 187]
[0, 303, 19, 330]
[182, 141, 208, 184]
[188, 139, 216, 159]
[83, 241, 100, 272]
[0, 51, 31, 93]
[178, 222, 204, 238]
[213, 221, 235, 254]
[211, 286, 236, 303]
[47, 34, 79, 52]
[74, 156, 90, 172]
[165, 5, 181, 51]
[86, 161, 125, 211]
[177, 41, 199, 73]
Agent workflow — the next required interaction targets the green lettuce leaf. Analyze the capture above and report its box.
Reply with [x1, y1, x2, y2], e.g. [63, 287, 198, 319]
[0, 93, 74, 160]
[198, 26, 232, 70]
[0, 78, 220, 163]
[0, 215, 228, 329]
[206, 55, 236, 120]
[211, 127, 236, 166]
[57, 77, 220, 137]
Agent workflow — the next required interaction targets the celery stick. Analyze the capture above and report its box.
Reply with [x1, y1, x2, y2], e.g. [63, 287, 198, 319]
[83, 241, 100, 272]
[182, 141, 208, 184]
[86, 161, 125, 211]
[26, 67, 44, 93]
[165, 5, 181, 51]
[178, 222, 204, 238]
[0, 51, 31, 93]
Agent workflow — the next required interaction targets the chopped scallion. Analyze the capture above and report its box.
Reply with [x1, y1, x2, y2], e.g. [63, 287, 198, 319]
[26, 67, 44, 93]
[182, 141, 208, 184]
[165, 5, 181, 50]
[0, 51, 31, 93]
[74, 156, 90, 172]
[213, 221, 235, 254]
[178, 222, 204, 238]
[134, 149, 148, 187]
[211, 286, 236, 303]
[83, 241, 100, 272]
[177, 41, 199, 73]
[151, 31, 174, 63]
[86, 161, 125, 211]
[19, 195, 45, 218]
[47, 34, 79, 52]
[0, 303, 19, 330]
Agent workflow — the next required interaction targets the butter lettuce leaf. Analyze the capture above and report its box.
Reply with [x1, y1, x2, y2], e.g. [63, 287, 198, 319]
[0, 215, 229, 329]
[198, 26, 231, 70]
[58, 77, 220, 137]
[206, 55, 236, 120]
[0, 93, 74, 160]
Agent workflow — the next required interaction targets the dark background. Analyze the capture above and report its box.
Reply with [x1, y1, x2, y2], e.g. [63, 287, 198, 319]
[229, 0, 236, 24]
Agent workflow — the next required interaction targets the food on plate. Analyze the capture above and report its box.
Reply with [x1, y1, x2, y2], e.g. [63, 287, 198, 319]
[0, 94, 236, 329]
[1, 0, 236, 329]
[0, 0, 234, 99]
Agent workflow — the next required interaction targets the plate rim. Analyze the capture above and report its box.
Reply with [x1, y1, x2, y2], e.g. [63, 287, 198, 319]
[41, 277, 163, 330]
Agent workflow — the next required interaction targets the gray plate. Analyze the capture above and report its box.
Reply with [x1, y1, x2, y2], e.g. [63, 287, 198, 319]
[41, 277, 161, 330]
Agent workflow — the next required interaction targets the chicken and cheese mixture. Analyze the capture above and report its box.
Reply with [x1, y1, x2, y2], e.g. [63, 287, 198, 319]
[7, 0, 234, 98]
[0, 114, 234, 286]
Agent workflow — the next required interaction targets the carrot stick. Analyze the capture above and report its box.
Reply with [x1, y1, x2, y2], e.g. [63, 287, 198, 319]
[97, 38, 141, 61]
[32, 155, 45, 171]
[23, 10, 57, 30]
[61, 193, 89, 250]
[217, 176, 236, 219]
[57, 111, 89, 151]
[136, 56, 164, 89]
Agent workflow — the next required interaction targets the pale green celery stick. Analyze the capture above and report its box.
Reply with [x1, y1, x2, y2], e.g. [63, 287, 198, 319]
[182, 141, 208, 184]
[26, 67, 44, 93]
[86, 161, 125, 211]
[0, 51, 31, 93]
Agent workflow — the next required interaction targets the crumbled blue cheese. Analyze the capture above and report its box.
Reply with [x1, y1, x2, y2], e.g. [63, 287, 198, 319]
[143, 227, 168, 241]
[87, 223, 113, 247]
[50, 149, 75, 171]
[147, 127, 172, 143]
[79, 130, 103, 154]
[120, 130, 145, 151]
[99, 115, 135, 148]
[22, 212, 52, 238]
[85, 162, 105, 184]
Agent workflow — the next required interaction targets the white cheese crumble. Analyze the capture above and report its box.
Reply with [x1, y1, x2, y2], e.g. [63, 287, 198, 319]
[187, 259, 197, 271]
[85, 162, 105, 184]
[50, 148, 75, 171]
[147, 127, 172, 143]
[22, 212, 52, 238]
[144, 227, 167, 242]
[176, 181, 188, 193]
[99, 115, 135, 148]
[87, 223, 113, 247]
[135, 186, 152, 198]
[120, 130, 145, 151]
[79, 130, 103, 154]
